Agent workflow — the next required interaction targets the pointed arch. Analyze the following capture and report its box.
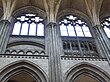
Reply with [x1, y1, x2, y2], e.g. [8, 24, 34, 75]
[57, 8, 91, 24]
[12, 6, 46, 19]
[0, 60, 48, 82]
[7, 41, 45, 49]
[64, 62, 110, 82]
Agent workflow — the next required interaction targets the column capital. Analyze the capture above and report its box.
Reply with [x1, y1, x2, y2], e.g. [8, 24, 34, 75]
[93, 24, 103, 29]
[0, 20, 10, 24]
[46, 22, 57, 27]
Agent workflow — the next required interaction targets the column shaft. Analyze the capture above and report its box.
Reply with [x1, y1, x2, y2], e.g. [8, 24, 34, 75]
[45, 22, 63, 82]
[94, 25, 110, 64]
[0, 20, 10, 54]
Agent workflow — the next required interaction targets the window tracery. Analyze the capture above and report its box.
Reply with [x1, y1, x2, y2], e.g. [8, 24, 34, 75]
[101, 17, 110, 38]
[60, 15, 99, 57]
[59, 15, 92, 37]
[12, 14, 44, 36]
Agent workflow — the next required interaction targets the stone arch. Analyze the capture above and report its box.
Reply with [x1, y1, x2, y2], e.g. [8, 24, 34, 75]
[12, 6, 46, 20]
[0, 60, 48, 82]
[11, 50, 17, 54]
[10, 6, 47, 34]
[64, 62, 110, 82]
[57, 8, 92, 25]
[40, 51, 45, 55]
[0, 8, 3, 19]
[56, 8, 94, 37]
[26, 50, 33, 55]
[7, 41, 45, 49]
[18, 50, 25, 55]
[100, 12, 110, 22]
[5, 50, 10, 54]
[34, 50, 40, 55]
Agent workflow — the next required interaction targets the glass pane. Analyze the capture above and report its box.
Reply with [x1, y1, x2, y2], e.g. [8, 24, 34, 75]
[67, 24, 76, 36]
[78, 20, 82, 24]
[20, 16, 25, 21]
[82, 25, 89, 31]
[29, 22, 36, 35]
[84, 32, 92, 37]
[109, 18, 110, 21]
[104, 26, 110, 38]
[26, 14, 35, 16]
[82, 25, 92, 37]
[12, 22, 21, 35]
[76, 32, 84, 37]
[60, 24, 68, 36]
[104, 26, 110, 32]
[64, 19, 68, 23]
[37, 23, 44, 36]
[21, 22, 29, 35]
[35, 17, 39, 22]
[105, 21, 109, 26]
[106, 33, 110, 38]
[75, 24, 84, 37]
[69, 15, 76, 20]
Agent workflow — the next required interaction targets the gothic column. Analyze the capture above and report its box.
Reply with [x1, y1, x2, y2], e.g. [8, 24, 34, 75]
[0, 20, 11, 54]
[45, 22, 63, 82]
[0, 0, 17, 54]
[94, 25, 110, 64]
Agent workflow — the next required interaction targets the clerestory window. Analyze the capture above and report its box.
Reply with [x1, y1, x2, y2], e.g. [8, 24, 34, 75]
[12, 14, 44, 36]
[59, 15, 99, 57]
[101, 17, 110, 38]
[59, 15, 92, 37]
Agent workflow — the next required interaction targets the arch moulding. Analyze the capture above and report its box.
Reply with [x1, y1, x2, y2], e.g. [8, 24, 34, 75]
[0, 60, 48, 82]
[57, 8, 92, 25]
[12, 6, 47, 19]
[63, 62, 110, 82]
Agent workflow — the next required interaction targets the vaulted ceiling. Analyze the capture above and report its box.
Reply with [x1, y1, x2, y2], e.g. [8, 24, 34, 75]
[58, 0, 87, 15]
[15, 0, 45, 11]
[100, 0, 110, 17]
[0, 0, 110, 22]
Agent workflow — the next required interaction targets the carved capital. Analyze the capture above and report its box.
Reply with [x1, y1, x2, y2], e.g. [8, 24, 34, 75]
[0, 20, 10, 23]
[0, 20, 11, 25]
[93, 24, 103, 29]
[46, 22, 57, 28]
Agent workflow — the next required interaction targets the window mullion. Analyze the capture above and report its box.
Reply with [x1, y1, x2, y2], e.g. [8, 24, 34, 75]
[72, 22, 83, 57]
[66, 23, 69, 36]
[69, 40, 73, 56]
[81, 24, 92, 53]
[12, 14, 44, 36]
[72, 22, 77, 37]
[81, 24, 85, 37]
[65, 41, 69, 56]
[86, 41, 91, 56]
[36, 22, 38, 36]
[19, 22, 23, 35]
[28, 22, 31, 35]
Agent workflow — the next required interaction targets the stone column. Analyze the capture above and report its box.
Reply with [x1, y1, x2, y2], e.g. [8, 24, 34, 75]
[45, 22, 63, 82]
[94, 25, 110, 64]
[0, 0, 16, 54]
[0, 20, 10, 54]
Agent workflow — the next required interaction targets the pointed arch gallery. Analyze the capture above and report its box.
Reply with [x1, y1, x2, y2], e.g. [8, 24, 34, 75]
[0, 60, 48, 82]
[63, 62, 110, 82]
